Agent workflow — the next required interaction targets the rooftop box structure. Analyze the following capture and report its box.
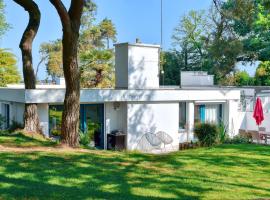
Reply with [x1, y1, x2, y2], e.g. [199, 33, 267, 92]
[114, 43, 160, 89]
[181, 71, 214, 87]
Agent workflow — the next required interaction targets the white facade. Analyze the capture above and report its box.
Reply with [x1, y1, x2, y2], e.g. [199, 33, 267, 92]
[115, 43, 160, 89]
[0, 42, 243, 153]
[181, 71, 214, 87]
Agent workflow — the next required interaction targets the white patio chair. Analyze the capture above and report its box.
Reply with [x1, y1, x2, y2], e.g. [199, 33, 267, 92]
[137, 132, 162, 153]
[156, 131, 174, 150]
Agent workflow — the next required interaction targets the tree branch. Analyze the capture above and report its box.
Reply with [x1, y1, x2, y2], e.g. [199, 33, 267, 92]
[13, 0, 40, 50]
[49, 0, 70, 30]
[68, 0, 84, 23]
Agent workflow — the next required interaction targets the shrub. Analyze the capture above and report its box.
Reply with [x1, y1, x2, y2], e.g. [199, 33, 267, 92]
[194, 123, 219, 146]
[224, 135, 251, 144]
[79, 130, 90, 146]
[0, 114, 5, 130]
[218, 122, 228, 143]
[9, 120, 23, 132]
[50, 129, 61, 137]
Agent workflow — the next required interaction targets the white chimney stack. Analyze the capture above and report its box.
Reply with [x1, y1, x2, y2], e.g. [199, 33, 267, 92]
[114, 42, 160, 89]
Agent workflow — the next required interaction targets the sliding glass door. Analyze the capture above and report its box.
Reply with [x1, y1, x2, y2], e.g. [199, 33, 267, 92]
[49, 104, 105, 149]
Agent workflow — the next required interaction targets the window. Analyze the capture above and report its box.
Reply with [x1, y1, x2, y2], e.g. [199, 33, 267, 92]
[1, 104, 10, 129]
[195, 104, 223, 124]
[179, 102, 186, 130]
[49, 105, 63, 136]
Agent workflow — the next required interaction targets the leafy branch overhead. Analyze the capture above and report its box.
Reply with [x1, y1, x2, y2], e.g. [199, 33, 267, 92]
[40, 0, 117, 88]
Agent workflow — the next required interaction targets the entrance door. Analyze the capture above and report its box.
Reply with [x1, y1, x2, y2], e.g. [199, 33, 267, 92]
[80, 104, 104, 149]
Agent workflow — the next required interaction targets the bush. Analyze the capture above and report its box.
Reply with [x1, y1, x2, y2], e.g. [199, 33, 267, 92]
[194, 123, 219, 146]
[9, 120, 23, 132]
[224, 135, 251, 144]
[0, 114, 5, 130]
[50, 129, 61, 137]
[79, 130, 90, 146]
[218, 122, 228, 143]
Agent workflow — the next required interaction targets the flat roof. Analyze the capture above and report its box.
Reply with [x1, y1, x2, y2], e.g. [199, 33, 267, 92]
[0, 87, 241, 104]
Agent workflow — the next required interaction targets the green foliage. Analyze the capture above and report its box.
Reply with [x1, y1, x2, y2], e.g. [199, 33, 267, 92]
[39, 40, 63, 81]
[80, 49, 114, 88]
[0, 139, 269, 199]
[221, 71, 255, 86]
[0, 49, 21, 87]
[8, 120, 23, 132]
[255, 61, 270, 85]
[0, 0, 9, 39]
[171, 7, 242, 84]
[40, 1, 117, 88]
[161, 51, 184, 85]
[225, 135, 252, 144]
[218, 122, 228, 143]
[0, 114, 5, 129]
[194, 123, 219, 146]
[79, 121, 100, 146]
[50, 129, 61, 137]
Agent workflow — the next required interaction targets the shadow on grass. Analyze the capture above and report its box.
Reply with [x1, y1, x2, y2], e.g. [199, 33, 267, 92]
[0, 144, 270, 199]
[0, 132, 57, 147]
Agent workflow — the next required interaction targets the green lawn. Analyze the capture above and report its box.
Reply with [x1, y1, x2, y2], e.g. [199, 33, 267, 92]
[0, 131, 57, 147]
[0, 133, 270, 199]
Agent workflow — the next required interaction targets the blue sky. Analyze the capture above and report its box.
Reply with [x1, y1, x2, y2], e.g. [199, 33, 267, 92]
[1, 0, 212, 80]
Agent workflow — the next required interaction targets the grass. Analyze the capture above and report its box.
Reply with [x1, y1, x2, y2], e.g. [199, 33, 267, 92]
[0, 133, 270, 199]
[0, 131, 57, 148]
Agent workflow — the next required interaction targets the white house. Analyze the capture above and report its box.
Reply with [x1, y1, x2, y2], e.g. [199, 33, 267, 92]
[0, 42, 241, 152]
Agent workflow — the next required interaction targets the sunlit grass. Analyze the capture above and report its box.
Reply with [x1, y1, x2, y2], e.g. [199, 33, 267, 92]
[0, 131, 57, 147]
[0, 133, 270, 199]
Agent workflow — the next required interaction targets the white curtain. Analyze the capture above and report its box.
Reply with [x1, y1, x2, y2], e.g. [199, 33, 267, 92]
[205, 105, 218, 124]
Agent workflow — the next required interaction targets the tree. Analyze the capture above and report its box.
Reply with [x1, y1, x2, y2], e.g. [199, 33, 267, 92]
[39, 40, 63, 81]
[171, 5, 243, 84]
[41, 1, 116, 89]
[13, 0, 41, 134]
[220, 71, 254, 86]
[255, 61, 270, 85]
[99, 18, 117, 49]
[50, 0, 84, 147]
[0, 49, 21, 87]
[172, 10, 210, 71]
[80, 49, 114, 88]
[0, 0, 9, 39]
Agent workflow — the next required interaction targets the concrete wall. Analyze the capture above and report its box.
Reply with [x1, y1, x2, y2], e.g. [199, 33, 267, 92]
[115, 44, 129, 88]
[224, 100, 241, 137]
[114, 43, 160, 89]
[127, 102, 179, 151]
[105, 102, 127, 134]
[128, 44, 160, 89]
[38, 104, 49, 137]
[181, 71, 214, 86]
[25, 89, 241, 104]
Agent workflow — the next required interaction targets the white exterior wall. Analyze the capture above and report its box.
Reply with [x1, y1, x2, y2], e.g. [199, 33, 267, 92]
[37, 104, 49, 137]
[105, 102, 127, 134]
[181, 71, 214, 86]
[185, 102, 195, 142]
[114, 43, 160, 89]
[127, 102, 179, 151]
[224, 100, 240, 137]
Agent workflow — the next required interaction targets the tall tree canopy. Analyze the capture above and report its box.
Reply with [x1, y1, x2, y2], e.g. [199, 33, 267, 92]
[171, 5, 242, 84]
[13, 0, 41, 134]
[0, 49, 21, 87]
[40, 0, 116, 88]
[0, 0, 9, 38]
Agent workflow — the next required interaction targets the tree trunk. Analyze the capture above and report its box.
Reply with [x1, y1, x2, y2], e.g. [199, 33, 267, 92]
[13, 0, 41, 134]
[50, 0, 84, 147]
[61, 26, 81, 147]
